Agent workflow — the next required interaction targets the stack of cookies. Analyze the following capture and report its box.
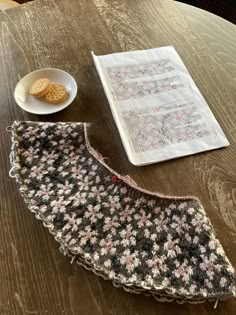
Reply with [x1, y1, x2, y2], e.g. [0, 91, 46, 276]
[29, 78, 68, 104]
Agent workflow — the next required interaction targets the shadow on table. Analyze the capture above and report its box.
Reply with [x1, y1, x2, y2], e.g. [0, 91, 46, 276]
[175, 0, 236, 24]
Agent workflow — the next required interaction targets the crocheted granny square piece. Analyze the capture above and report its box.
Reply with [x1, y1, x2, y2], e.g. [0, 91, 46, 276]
[9, 121, 236, 304]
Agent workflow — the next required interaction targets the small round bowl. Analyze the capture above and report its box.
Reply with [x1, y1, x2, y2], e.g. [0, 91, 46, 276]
[14, 68, 77, 115]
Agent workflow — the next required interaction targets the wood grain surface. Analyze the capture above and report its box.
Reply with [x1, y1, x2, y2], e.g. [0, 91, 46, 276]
[0, 0, 235, 314]
[0, 0, 19, 10]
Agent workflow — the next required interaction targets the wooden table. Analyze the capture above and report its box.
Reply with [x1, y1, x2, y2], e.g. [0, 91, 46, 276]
[0, 0, 18, 10]
[0, 0, 235, 314]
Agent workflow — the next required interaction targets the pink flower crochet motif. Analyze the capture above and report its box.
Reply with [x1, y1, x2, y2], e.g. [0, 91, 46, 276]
[9, 121, 236, 304]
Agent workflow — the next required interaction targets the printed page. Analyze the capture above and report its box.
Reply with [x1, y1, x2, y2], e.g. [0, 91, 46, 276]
[92, 47, 229, 166]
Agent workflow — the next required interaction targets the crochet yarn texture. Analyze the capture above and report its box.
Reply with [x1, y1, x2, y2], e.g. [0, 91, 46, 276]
[9, 121, 236, 304]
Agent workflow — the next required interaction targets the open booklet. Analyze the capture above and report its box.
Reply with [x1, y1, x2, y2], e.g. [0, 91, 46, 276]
[92, 46, 229, 166]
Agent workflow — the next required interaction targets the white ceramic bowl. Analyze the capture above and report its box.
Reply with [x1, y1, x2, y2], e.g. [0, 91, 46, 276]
[14, 68, 77, 115]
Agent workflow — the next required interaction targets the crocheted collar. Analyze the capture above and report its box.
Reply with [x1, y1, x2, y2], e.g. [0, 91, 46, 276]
[9, 121, 236, 304]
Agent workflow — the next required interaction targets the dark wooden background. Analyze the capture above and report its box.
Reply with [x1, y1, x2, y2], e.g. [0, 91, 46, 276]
[0, 0, 236, 314]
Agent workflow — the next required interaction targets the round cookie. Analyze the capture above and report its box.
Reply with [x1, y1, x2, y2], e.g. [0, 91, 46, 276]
[44, 84, 68, 104]
[29, 78, 51, 97]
